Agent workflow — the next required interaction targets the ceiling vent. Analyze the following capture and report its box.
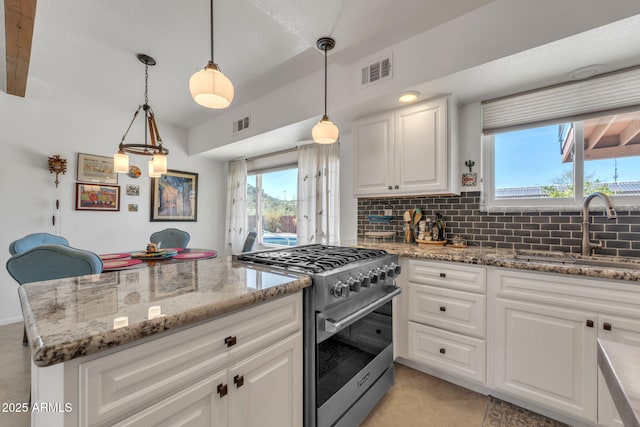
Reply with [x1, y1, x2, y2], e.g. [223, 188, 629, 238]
[361, 56, 392, 86]
[233, 115, 250, 134]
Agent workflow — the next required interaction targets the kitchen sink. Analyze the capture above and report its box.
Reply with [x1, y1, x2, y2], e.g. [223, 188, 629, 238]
[512, 251, 640, 270]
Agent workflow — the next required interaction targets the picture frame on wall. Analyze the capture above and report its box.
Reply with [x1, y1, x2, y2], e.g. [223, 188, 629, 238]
[150, 169, 198, 222]
[75, 183, 120, 211]
[76, 153, 118, 184]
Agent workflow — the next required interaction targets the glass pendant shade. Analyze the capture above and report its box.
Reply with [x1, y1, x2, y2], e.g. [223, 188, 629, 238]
[114, 152, 130, 173]
[152, 153, 168, 174]
[312, 116, 339, 144]
[190, 63, 234, 109]
[149, 160, 161, 178]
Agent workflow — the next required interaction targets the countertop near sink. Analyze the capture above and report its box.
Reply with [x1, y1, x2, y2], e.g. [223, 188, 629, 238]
[352, 240, 640, 282]
[598, 339, 640, 427]
[18, 256, 311, 367]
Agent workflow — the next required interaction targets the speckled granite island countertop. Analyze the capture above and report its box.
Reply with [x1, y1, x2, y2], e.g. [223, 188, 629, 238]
[18, 256, 311, 367]
[598, 339, 640, 427]
[352, 240, 640, 282]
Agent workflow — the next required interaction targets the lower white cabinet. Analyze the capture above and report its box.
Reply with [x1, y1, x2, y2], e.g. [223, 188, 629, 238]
[493, 298, 597, 421]
[492, 268, 640, 426]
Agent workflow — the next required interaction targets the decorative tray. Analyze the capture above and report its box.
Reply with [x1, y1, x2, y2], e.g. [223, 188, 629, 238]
[130, 249, 179, 259]
[366, 215, 394, 223]
[365, 231, 395, 238]
[416, 239, 447, 247]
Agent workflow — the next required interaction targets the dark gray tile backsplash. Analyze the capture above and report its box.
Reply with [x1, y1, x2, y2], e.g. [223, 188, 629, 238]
[358, 191, 640, 258]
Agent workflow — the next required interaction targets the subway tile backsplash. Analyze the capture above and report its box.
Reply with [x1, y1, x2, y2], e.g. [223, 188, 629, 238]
[358, 191, 640, 258]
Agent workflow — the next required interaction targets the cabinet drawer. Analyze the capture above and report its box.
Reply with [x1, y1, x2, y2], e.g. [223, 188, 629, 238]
[408, 322, 485, 384]
[80, 293, 302, 426]
[409, 284, 485, 338]
[408, 259, 485, 293]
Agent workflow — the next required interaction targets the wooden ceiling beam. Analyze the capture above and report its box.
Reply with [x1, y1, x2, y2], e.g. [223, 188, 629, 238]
[5, 0, 37, 97]
[620, 118, 640, 146]
[586, 115, 616, 149]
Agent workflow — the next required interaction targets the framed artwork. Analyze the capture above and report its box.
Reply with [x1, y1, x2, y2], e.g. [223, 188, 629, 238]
[128, 203, 138, 212]
[150, 169, 198, 221]
[75, 183, 120, 211]
[126, 184, 140, 196]
[76, 153, 118, 184]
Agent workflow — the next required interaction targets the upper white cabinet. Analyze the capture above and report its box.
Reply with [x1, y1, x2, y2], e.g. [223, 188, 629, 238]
[353, 97, 459, 197]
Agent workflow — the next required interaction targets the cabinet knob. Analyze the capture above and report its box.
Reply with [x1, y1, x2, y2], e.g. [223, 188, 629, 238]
[586, 320, 594, 328]
[603, 322, 612, 331]
[217, 383, 228, 397]
[224, 336, 237, 347]
[439, 306, 446, 312]
[439, 272, 446, 278]
[388, 186, 393, 190]
[394, 185, 399, 189]
[439, 348, 446, 354]
[234, 374, 245, 388]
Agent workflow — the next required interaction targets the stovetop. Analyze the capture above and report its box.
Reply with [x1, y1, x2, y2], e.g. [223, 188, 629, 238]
[236, 244, 389, 274]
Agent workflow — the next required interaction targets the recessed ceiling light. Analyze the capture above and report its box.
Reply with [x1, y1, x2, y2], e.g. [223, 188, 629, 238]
[567, 64, 603, 80]
[398, 91, 420, 103]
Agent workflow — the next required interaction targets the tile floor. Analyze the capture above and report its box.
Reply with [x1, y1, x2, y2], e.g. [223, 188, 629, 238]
[0, 321, 561, 427]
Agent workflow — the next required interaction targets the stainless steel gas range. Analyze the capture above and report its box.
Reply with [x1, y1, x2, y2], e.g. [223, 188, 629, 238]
[236, 244, 402, 427]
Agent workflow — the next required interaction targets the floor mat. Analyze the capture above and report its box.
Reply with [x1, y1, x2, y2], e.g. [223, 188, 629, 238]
[482, 396, 569, 427]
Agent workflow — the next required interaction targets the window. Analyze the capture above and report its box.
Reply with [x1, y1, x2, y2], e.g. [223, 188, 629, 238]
[247, 167, 298, 247]
[484, 110, 640, 210]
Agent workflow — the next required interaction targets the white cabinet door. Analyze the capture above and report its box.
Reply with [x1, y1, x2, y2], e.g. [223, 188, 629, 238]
[113, 369, 228, 427]
[228, 333, 302, 427]
[494, 298, 597, 422]
[597, 315, 640, 427]
[394, 98, 448, 194]
[353, 112, 394, 196]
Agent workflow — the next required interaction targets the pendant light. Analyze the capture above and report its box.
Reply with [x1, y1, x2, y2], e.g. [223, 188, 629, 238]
[312, 37, 339, 144]
[189, 0, 234, 109]
[114, 54, 169, 176]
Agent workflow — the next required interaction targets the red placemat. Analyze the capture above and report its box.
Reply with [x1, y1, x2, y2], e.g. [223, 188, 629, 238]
[103, 259, 143, 270]
[100, 253, 131, 260]
[172, 251, 217, 260]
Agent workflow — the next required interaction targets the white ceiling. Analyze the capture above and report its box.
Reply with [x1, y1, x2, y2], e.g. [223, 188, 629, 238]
[5, 0, 493, 130]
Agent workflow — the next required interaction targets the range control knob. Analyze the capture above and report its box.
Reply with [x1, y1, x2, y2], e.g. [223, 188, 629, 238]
[347, 277, 361, 293]
[331, 281, 349, 298]
[357, 273, 371, 288]
[368, 270, 380, 284]
[384, 264, 396, 278]
[377, 267, 387, 281]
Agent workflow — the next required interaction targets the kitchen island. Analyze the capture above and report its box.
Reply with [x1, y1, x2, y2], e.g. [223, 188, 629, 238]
[18, 256, 311, 427]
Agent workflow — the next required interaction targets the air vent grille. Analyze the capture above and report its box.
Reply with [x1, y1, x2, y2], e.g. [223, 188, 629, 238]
[233, 116, 250, 133]
[361, 56, 392, 85]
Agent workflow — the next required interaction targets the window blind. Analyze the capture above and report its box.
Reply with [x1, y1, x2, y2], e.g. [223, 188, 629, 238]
[246, 148, 299, 174]
[482, 66, 640, 134]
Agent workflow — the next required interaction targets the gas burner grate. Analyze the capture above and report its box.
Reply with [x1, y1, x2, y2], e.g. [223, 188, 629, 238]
[237, 244, 388, 273]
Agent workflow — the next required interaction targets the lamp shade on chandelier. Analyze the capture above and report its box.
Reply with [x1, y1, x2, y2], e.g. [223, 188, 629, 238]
[312, 37, 339, 144]
[114, 54, 168, 177]
[190, 0, 234, 109]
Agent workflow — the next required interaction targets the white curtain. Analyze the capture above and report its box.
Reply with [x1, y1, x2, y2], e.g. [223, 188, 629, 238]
[225, 159, 247, 255]
[297, 143, 340, 245]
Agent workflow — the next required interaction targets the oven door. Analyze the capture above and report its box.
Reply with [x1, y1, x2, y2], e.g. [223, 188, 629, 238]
[316, 286, 401, 427]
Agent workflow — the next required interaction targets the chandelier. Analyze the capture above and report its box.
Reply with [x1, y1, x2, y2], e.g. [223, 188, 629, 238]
[114, 54, 168, 177]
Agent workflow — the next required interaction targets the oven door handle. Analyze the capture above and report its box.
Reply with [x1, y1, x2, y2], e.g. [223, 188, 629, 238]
[324, 286, 402, 333]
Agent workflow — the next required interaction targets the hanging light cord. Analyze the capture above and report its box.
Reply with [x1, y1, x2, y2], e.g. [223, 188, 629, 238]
[210, 0, 214, 62]
[323, 44, 328, 118]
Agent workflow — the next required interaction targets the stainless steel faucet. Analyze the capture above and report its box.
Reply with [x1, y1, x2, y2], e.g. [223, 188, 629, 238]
[581, 192, 617, 256]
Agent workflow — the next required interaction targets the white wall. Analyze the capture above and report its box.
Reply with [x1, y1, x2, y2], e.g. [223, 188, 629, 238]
[0, 80, 226, 324]
[338, 131, 358, 244]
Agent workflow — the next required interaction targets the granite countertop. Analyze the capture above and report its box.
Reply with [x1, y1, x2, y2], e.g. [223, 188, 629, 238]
[18, 256, 311, 367]
[352, 240, 640, 282]
[597, 339, 640, 427]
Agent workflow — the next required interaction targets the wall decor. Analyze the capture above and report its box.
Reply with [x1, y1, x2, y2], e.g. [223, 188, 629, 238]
[77, 153, 118, 184]
[126, 184, 140, 196]
[128, 203, 138, 212]
[150, 169, 198, 221]
[47, 154, 67, 232]
[128, 165, 142, 178]
[75, 183, 120, 211]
